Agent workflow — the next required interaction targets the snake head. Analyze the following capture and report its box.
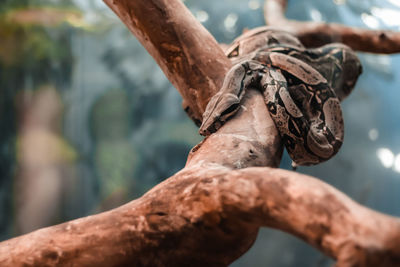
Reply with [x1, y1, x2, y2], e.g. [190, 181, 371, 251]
[199, 92, 240, 136]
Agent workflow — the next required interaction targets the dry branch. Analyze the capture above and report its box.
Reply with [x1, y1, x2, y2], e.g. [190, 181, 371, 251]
[264, 0, 400, 53]
[104, 0, 231, 125]
[1, 0, 400, 266]
[2, 163, 400, 266]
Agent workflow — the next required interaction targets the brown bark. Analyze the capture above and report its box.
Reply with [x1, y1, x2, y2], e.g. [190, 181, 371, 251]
[103, 0, 231, 125]
[2, 164, 400, 266]
[1, 0, 400, 266]
[264, 0, 400, 53]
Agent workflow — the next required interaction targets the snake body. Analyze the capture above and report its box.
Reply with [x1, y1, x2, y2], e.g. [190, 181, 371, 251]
[199, 28, 362, 166]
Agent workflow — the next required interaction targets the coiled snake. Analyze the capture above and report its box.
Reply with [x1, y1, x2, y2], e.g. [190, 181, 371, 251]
[199, 27, 362, 166]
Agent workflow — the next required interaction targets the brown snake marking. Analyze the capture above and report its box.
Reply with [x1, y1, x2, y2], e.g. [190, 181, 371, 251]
[199, 27, 362, 166]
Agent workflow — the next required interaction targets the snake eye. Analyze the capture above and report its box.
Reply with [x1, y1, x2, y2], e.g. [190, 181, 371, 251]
[246, 70, 252, 75]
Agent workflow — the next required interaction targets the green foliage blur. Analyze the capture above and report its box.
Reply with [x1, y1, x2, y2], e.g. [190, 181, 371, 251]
[0, 0, 78, 238]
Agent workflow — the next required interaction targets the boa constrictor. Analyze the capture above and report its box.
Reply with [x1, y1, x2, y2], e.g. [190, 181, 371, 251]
[199, 27, 362, 166]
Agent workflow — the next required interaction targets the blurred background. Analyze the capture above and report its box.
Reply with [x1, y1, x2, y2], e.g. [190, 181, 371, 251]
[0, 0, 399, 266]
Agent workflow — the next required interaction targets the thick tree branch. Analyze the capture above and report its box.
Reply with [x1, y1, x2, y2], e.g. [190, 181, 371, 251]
[1, 165, 400, 266]
[1, 0, 400, 266]
[103, 0, 283, 169]
[104, 0, 231, 125]
[264, 0, 400, 53]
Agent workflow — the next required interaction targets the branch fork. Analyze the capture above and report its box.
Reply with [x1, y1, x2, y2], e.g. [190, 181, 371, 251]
[1, 0, 399, 266]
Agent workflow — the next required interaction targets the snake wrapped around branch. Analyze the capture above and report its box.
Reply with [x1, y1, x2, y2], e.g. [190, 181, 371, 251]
[199, 27, 362, 166]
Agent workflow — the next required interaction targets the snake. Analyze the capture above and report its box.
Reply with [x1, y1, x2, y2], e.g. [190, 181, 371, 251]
[199, 27, 362, 166]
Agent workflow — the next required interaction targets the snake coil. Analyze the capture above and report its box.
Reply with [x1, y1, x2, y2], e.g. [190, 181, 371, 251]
[199, 28, 362, 166]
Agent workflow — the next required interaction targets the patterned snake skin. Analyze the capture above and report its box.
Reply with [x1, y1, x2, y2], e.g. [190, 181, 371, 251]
[199, 27, 362, 166]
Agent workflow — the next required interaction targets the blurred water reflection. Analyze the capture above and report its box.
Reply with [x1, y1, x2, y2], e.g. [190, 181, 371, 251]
[0, 0, 399, 266]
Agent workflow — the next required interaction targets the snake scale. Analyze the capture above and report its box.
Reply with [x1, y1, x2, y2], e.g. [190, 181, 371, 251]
[199, 27, 362, 166]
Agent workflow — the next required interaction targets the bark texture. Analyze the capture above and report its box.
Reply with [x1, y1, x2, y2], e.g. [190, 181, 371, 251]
[104, 0, 231, 125]
[264, 0, 400, 53]
[1, 0, 400, 266]
[2, 164, 400, 266]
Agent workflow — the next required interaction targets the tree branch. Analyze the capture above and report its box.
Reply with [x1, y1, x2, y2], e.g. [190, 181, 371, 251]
[264, 0, 400, 53]
[104, 0, 231, 125]
[2, 164, 400, 266]
[1, 0, 400, 266]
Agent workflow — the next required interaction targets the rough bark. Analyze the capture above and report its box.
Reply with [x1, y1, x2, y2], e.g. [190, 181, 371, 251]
[264, 0, 400, 53]
[2, 164, 400, 266]
[103, 0, 231, 125]
[1, 0, 400, 266]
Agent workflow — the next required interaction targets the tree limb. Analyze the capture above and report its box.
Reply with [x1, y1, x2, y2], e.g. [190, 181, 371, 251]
[264, 0, 400, 53]
[104, 0, 231, 125]
[1, 164, 400, 266]
[1, 0, 400, 266]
